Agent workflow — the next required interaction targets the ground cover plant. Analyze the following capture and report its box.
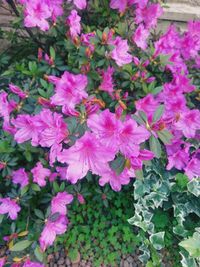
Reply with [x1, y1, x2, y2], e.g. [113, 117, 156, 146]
[0, 0, 200, 266]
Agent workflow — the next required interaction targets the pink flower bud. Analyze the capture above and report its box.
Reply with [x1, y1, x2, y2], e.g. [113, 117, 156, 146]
[77, 193, 85, 204]
[9, 84, 27, 99]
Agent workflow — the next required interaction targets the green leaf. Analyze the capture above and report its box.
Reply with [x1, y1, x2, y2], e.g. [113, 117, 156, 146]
[153, 105, 164, 123]
[179, 232, 200, 258]
[175, 173, 188, 190]
[50, 46, 56, 60]
[34, 209, 44, 220]
[149, 136, 161, 158]
[31, 184, 41, 192]
[0, 214, 4, 224]
[20, 185, 29, 196]
[180, 250, 198, 267]
[10, 240, 32, 252]
[149, 232, 165, 250]
[151, 86, 163, 95]
[53, 181, 60, 193]
[157, 129, 173, 145]
[34, 246, 44, 262]
[138, 111, 147, 123]
[187, 179, 200, 197]
[110, 155, 126, 175]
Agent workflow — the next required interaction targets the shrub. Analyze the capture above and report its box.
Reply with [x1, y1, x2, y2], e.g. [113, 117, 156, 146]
[0, 0, 200, 266]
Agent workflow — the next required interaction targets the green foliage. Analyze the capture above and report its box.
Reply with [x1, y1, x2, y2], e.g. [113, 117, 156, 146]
[128, 160, 200, 266]
[56, 182, 140, 267]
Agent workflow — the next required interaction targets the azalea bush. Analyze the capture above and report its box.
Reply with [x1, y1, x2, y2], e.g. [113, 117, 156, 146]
[0, 0, 200, 266]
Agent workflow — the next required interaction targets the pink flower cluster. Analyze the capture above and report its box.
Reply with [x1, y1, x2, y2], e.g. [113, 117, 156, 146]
[18, 0, 86, 31]
[39, 192, 73, 251]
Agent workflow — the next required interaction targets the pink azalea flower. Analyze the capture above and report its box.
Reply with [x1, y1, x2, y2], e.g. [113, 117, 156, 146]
[132, 0, 148, 9]
[109, 37, 132, 66]
[51, 192, 73, 215]
[22, 260, 45, 267]
[167, 148, 189, 171]
[118, 119, 150, 157]
[174, 109, 200, 138]
[73, 0, 87, 9]
[50, 71, 88, 114]
[99, 67, 115, 95]
[66, 10, 81, 38]
[135, 3, 163, 29]
[12, 168, 29, 189]
[0, 198, 21, 220]
[165, 95, 187, 115]
[56, 166, 68, 180]
[184, 157, 200, 180]
[11, 115, 40, 146]
[110, 0, 128, 13]
[36, 109, 68, 148]
[81, 32, 96, 46]
[57, 132, 115, 184]
[39, 215, 67, 251]
[0, 257, 6, 267]
[49, 0, 64, 22]
[0, 92, 17, 122]
[110, 0, 139, 13]
[99, 167, 132, 191]
[9, 84, 27, 99]
[24, 0, 52, 31]
[132, 24, 149, 50]
[87, 109, 121, 153]
[173, 74, 195, 93]
[31, 162, 51, 187]
[135, 94, 159, 119]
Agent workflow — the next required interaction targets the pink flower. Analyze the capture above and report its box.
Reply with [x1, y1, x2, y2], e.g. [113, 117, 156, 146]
[110, 0, 139, 13]
[24, 1, 52, 31]
[51, 192, 73, 215]
[99, 67, 115, 94]
[73, 0, 87, 9]
[66, 10, 81, 38]
[132, 0, 148, 9]
[135, 94, 158, 120]
[31, 162, 51, 187]
[0, 92, 17, 122]
[174, 110, 200, 138]
[99, 168, 132, 191]
[0, 198, 21, 220]
[77, 194, 85, 204]
[132, 24, 149, 50]
[12, 115, 40, 146]
[22, 260, 45, 267]
[118, 119, 150, 157]
[12, 168, 29, 188]
[185, 157, 200, 180]
[173, 74, 195, 93]
[167, 148, 189, 171]
[50, 71, 88, 114]
[39, 215, 67, 251]
[87, 109, 120, 153]
[135, 3, 163, 29]
[36, 109, 68, 148]
[56, 166, 68, 180]
[57, 132, 115, 184]
[110, 0, 128, 13]
[109, 37, 132, 66]
[9, 84, 27, 99]
[0, 257, 6, 267]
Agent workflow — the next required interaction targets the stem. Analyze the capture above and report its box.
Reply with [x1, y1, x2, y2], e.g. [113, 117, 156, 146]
[6, 0, 46, 50]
